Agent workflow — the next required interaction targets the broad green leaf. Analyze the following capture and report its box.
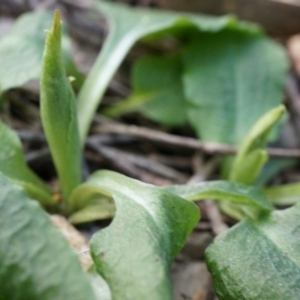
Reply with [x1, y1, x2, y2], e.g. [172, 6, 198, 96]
[70, 170, 200, 300]
[229, 105, 285, 184]
[0, 172, 96, 300]
[183, 36, 287, 145]
[105, 54, 187, 126]
[41, 11, 82, 199]
[0, 10, 82, 93]
[0, 120, 52, 205]
[206, 205, 300, 299]
[164, 180, 273, 216]
[109, 35, 287, 142]
[78, 0, 260, 144]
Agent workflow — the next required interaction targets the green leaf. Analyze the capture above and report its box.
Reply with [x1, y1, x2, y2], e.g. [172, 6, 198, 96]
[255, 158, 296, 187]
[0, 10, 82, 93]
[70, 170, 200, 300]
[87, 265, 112, 300]
[0, 172, 97, 300]
[70, 177, 271, 224]
[206, 205, 300, 299]
[0, 120, 52, 205]
[41, 11, 82, 199]
[182, 36, 287, 145]
[229, 149, 268, 185]
[69, 201, 116, 224]
[78, 0, 260, 144]
[0, 11, 51, 92]
[229, 105, 285, 184]
[105, 54, 187, 126]
[109, 35, 287, 142]
[164, 180, 273, 216]
[265, 182, 300, 206]
[217, 106, 285, 219]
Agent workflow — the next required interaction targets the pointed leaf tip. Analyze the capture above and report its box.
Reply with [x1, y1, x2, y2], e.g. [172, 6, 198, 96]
[272, 104, 286, 117]
[51, 10, 61, 36]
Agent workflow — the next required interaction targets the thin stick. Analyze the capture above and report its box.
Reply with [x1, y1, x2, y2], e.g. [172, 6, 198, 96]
[77, 249, 90, 256]
[204, 200, 229, 235]
[95, 121, 300, 158]
[87, 140, 188, 182]
[186, 149, 228, 235]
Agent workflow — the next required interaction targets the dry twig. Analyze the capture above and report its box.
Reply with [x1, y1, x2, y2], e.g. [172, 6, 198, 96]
[203, 200, 228, 235]
[95, 119, 300, 158]
[87, 139, 188, 183]
[187, 151, 228, 235]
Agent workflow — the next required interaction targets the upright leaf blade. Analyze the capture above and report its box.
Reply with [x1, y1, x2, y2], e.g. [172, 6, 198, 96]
[0, 172, 96, 300]
[206, 205, 300, 299]
[211, 106, 285, 219]
[41, 11, 82, 199]
[230, 149, 268, 184]
[0, 120, 52, 205]
[229, 105, 285, 184]
[70, 170, 200, 300]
